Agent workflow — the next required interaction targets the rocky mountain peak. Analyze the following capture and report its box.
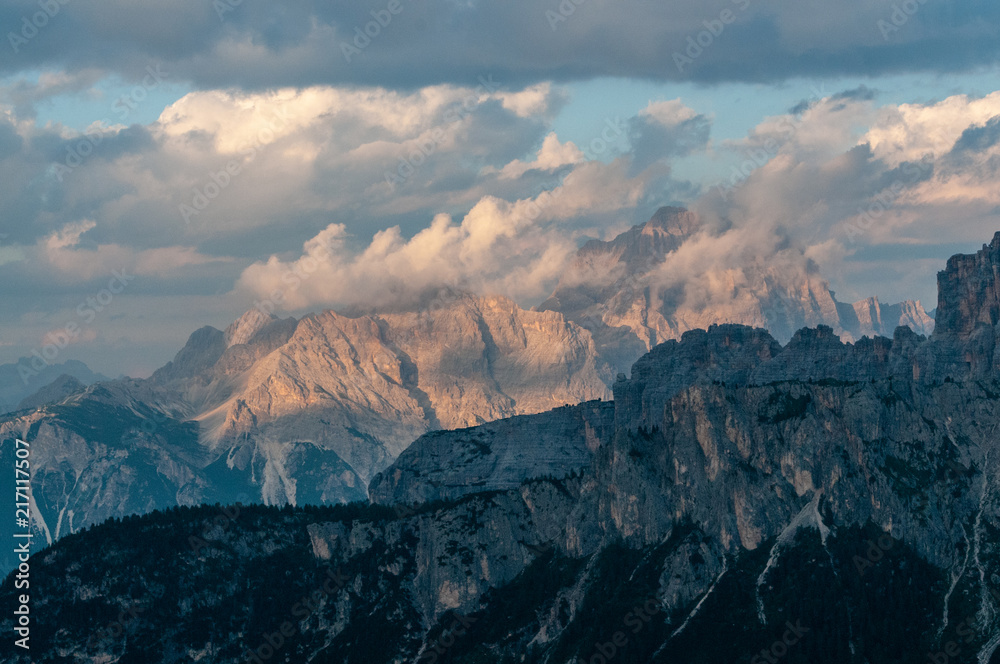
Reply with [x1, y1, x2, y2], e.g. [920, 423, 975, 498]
[574, 205, 699, 270]
[149, 325, 227, 384]
[541, 207, 935, 375]
[934, 232, 1000, 339]
[15, 374, 86, 411]
[224, 308, 279, 347]
[645, 204, 701, 236]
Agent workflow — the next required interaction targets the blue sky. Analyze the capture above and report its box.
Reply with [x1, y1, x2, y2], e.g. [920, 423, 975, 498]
[555, 69, 1000, 148]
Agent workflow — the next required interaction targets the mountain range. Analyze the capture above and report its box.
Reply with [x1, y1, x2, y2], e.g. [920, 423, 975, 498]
[0, 359, 106, 415]
[0, 207, 935, 576]
[540, 206, 933, 373]
[3, 227, 1000, 662]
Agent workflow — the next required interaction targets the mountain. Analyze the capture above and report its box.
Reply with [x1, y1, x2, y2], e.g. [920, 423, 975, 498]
[836, 296, 935, 342]
[0, 207, 936, 577]
[0, 293, 610, 573]
[0, 359, 107, 414]
[368, 398, 614, 506]
[540, 206, 934, 373]
[5, 231, 1000, 663]
[15, 374, 86, 411]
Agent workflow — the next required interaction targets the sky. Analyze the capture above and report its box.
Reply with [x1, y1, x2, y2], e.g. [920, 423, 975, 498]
[0, 0, 999, 378]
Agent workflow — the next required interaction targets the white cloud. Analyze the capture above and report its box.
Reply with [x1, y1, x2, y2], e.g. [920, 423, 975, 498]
[695, 90, 1000, 306]
[29, 220, 227, 281]
[235, 155, 657, 312]
[494, 133, 584, 179]
[865, 92, 1000, 166]
[639, 99, 700, 127]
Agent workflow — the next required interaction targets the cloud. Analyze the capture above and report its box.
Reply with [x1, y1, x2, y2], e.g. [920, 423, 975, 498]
[231, 85, 1000, 321]
[0, 79, 562, 258]
[1, 1, 999, 91]
[0, 69, 105, 119]
[236, 154, 662, 312]
[0, 72, 701, 322]
[951, 115, 1000, 154]
[865, 92, 1000, 166]
[628, 99, 711, 171]
[692, 90, 1000, 307]
[493, 132, 584, 179]
[15, 220, 227, 282]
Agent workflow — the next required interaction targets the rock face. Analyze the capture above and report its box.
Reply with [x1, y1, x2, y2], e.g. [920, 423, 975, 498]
[541, 206, 934, 373]
[9, 233, 1000, 664]
[837, 295, 935, 340]
[934, 230, 1000, 339]
[0, 293, 610, 571]
[368, 399, 614, 506]
[158, 293, 610, 492]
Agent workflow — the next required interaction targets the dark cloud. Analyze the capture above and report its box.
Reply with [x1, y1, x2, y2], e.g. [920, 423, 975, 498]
[789, 85, 877, 115]
[953, 116, 1000, 153]
[0, 0, 998, 90]
[831, 85, 878, 103]
[628, 104, 711, 173]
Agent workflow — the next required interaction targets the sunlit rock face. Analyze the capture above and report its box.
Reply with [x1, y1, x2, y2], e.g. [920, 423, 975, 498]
[0, 292, 610, 573]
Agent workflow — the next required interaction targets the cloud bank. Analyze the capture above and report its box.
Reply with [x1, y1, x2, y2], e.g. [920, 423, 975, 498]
[2, 0, 999, 90]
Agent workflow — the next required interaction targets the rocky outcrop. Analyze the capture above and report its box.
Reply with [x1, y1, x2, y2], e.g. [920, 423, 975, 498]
[368, 399, 614, 506]
[185, 293, 611, 492]
[934, 230, 1000, 339]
